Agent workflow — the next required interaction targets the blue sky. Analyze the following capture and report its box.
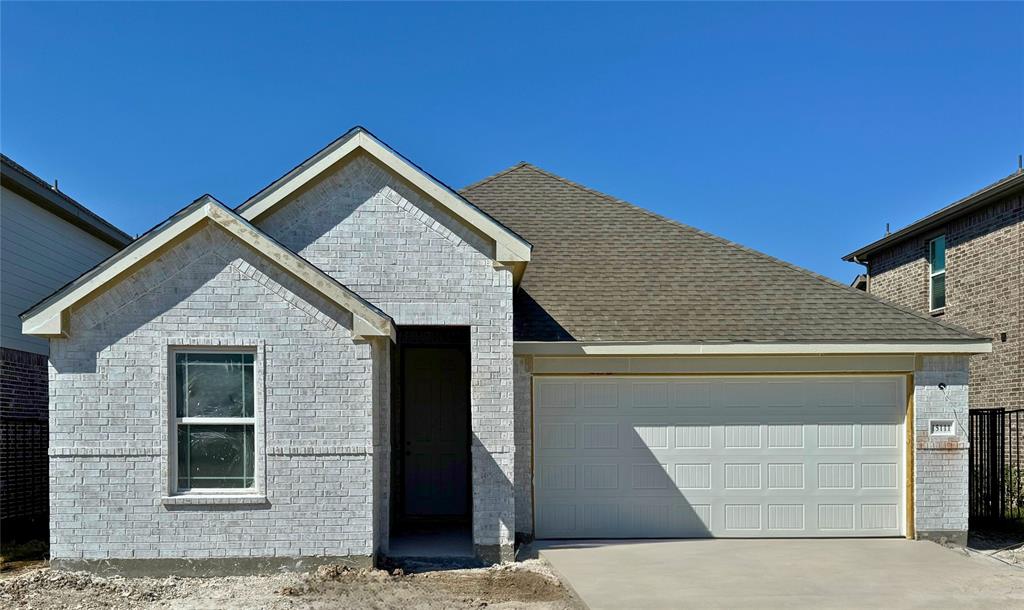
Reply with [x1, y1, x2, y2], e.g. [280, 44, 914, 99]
[2, 2, 1021, 282]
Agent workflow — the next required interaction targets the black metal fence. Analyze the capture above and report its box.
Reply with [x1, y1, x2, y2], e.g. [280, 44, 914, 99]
[970, 408, 1024, 524]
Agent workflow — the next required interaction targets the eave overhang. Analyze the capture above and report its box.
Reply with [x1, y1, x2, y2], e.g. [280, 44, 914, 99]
[514, 340, 993, 357]
[844, 171, 1024, 262]
[236, 127, 532, 270]
[1, 154, 133, 248]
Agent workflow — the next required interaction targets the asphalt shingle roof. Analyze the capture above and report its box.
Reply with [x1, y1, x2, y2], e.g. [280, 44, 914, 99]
[462, 163, 985, 344]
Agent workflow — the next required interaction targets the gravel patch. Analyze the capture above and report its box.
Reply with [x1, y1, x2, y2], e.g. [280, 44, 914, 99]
[0, 560, 582, 609]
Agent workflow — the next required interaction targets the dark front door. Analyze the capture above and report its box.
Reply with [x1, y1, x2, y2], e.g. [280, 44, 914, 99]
[402, 346, 470, 519]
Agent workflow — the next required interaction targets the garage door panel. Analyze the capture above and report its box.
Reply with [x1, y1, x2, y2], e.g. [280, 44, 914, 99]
[813, 380, 858, 408]
[536, 499, 714, 539]
[534, 376, 904, 538]
[721, 380, 807, 408]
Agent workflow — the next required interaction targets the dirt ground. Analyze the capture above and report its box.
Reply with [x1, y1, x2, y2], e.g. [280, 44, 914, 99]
[968, 528, 1024, 569]
[0, 560, 583, 610]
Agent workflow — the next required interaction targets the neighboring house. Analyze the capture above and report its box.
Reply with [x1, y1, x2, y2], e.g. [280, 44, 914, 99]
[845, 171, 1023, 410]
[0, 154, 132, 550]
[851, 273, 868, 291]
[20, 127, 990, 575]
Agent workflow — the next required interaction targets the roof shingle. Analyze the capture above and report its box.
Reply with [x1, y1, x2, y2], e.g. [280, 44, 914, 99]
[462, 163, 985, 344]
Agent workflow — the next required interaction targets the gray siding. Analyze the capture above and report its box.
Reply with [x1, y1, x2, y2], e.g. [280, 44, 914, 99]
[1, 186, 120, 354]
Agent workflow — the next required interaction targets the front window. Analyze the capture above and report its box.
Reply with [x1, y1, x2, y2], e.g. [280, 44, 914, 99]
[929, 235, 946, 311]
[174, 352, 255, 491]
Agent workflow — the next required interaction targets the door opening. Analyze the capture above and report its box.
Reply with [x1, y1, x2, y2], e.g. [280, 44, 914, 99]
[390, 326, 472, 557]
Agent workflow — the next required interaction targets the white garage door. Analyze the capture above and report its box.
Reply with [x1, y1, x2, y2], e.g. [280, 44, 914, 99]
[533, 376, 905, 538]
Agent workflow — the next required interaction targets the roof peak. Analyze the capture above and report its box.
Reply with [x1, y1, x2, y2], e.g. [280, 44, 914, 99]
[460, 162, 533, 192]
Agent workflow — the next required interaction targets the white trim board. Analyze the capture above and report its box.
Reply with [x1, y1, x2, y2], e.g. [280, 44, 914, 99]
[514, 341, 992, 356]
[20, 196, 395, 341]
[236, 127, 531, 265]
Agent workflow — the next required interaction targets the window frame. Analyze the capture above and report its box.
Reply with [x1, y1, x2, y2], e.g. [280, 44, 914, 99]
[928, 235, 946, 313]
[167, 345, 263, 497]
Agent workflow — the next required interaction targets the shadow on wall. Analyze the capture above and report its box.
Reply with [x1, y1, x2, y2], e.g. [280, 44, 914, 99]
[629, 425, 713, 538]
[50, 232, 355, 375]
[471, 432, 515, 561]
[513, 290, 574, 342]
[534, 391, 716, 539]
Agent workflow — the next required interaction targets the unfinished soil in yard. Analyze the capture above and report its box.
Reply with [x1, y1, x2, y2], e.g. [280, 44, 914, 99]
[969, 528, 1024, 568]
[0, 559, 582, 610]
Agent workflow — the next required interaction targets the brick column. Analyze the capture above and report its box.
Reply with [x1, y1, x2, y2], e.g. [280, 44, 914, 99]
[913, 355, 970, 545]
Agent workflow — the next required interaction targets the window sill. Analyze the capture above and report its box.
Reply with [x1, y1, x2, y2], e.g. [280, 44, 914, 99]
[161, 494, 268, 507]
[930, 308, 946, 317]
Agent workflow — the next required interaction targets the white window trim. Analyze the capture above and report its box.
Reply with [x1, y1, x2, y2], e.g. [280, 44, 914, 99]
[164, 341, 266, 499]
[928, 235, 946, 313]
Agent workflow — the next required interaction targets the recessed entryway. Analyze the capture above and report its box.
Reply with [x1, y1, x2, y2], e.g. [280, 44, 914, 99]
[389, 326, 472, 558]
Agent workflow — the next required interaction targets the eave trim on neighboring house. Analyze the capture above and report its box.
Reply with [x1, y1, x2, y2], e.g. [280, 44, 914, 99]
[1, 154, 133, 249]
[235, 126, 532, 267]
[20, 195, 395, 341]
[514, 341, 993, 356]
[844, 171, 1024, 262]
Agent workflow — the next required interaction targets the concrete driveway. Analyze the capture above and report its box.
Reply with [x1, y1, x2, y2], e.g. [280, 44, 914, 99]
[534, 539, 1024, 609]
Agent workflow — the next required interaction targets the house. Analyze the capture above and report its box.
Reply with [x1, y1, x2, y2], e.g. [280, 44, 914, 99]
[844, 170, 1023, 410]
[851, 273, 868, 291]
[0, 154, 132, 551]
[20, 128, 990, 575]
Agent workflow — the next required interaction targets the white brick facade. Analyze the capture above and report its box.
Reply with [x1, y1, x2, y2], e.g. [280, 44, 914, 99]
[256, 154, 515, 559]
[513, 355, 533, 539]
[43, 150, 975, 571]
[913, 355, 970, 544]
[49, 225, 387, 565]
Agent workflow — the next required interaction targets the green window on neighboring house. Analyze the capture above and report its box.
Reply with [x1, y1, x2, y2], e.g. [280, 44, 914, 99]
[929, 235, 946, 311]
[173, 352, 255, 491]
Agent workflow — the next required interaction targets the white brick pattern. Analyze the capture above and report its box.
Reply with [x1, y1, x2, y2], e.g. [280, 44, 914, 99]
[256, 155, 515, 550]
[913, 355, 970, 537]
[49, 225, 385, 561]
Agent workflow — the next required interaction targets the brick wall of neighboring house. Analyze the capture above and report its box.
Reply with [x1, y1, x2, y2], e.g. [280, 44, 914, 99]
[257, 153, 515, 561]
[49, 225, 388, 564]
[0, 346, 49, 546]
[868, 190, 1023, 409]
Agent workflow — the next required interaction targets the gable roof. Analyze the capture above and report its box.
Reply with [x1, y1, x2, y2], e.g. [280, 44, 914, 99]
[21, 194, 394, 340]
[235, 126, 531, 266]
[462, 163, 989, 351]
[1, 154, 132, 248]
[845, 170, 1024, 262]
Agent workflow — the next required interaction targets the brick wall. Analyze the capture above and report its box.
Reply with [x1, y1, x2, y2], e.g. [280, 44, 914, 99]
[869, 191, 1023, 409]
[371, 338, 391, 556]
[49, 225, 386, 562]
[0, 346, 49, 546]
[914, 355, 970, 543]
[513, 355, 533, 540]
[256, 153, 515, 559]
